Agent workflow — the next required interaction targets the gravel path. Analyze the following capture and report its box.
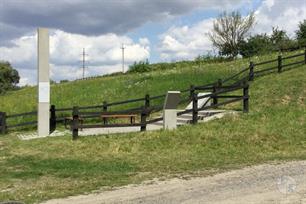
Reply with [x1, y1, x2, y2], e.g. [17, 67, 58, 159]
[42, 161, 306, 204]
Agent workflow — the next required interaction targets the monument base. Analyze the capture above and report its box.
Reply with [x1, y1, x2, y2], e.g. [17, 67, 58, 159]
[38, 102, 50, 136]
[163, 109, 177, 130]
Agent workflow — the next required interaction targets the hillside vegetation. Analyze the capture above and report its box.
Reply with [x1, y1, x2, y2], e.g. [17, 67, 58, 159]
[0, 51, 303, 114]
[0, 51, 305, 203]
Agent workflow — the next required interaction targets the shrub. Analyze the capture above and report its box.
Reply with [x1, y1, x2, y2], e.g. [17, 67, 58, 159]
[195, 53, 228, 63]
[60, 80, 69, 83]
[128, 59, 150, 73]
[239, 34, 273, 57]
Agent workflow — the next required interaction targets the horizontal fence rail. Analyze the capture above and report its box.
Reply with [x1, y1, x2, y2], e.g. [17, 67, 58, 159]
[253, 58, 278, 66]
[6, 111, 37, 118]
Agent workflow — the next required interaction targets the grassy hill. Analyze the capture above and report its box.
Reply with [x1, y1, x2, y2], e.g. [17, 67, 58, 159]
[0, 51, 303, 114]
[0, 52, 305, 203]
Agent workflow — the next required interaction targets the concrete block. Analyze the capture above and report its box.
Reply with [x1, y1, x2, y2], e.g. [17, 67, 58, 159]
[163, 109, 177, 130]
[163, 91, 180, 130]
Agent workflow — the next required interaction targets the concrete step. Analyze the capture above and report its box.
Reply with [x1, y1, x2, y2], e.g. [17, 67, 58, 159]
[177, 117, 192, 123]
[152, 121, 187, 126]
[150, 110, 235, 127]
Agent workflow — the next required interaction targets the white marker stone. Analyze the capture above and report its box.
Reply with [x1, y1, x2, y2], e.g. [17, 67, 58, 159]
[163, 91, 180, 130]
[37, 28, 50, 137]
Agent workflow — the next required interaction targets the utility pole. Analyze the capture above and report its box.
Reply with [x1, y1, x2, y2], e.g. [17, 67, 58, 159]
[121, 43, 125, 73]
[81, 48, 88, 79]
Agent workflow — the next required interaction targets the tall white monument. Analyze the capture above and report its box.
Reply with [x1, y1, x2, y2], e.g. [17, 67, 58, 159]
[37, 28, 50, 136]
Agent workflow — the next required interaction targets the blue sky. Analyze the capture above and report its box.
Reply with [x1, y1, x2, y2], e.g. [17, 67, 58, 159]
[127, 0, 263, 62]
[0, 0, 305, 85]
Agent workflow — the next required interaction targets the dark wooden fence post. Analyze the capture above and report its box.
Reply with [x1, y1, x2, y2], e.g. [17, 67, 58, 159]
[192, 92, 198, 124]
[212, 84, 217, 105]
[278, 55, 282, 73]
[72, 106, 79, 140]
[50, 105, 56, 132]
[103, 101, 107, 125]
[218, 79, 222, 87]
[145, 94, 150, 118]
[0, 112, 7, 134]
[249, 61, 254, 81]
[140, 108, 147, 132]
[190, 85, 195, 100]
[145, 94, 150, 108]
[243, 81, 249, 113]
[212, 80, 221, 105]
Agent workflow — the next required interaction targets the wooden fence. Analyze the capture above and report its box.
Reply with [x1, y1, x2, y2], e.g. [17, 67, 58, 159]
[0, 48, 305, 137]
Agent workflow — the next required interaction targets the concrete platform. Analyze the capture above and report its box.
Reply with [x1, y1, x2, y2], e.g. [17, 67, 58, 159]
[16, 109, 237, 140]
[17, 130, 69, 140]
[77, 109, 236, 137]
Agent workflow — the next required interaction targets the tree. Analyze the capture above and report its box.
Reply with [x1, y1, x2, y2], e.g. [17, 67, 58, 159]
[270, 27, 296, 51]
[209, 11, 255, 58]
[239, 34, 273, 57]
[296, 20, 306, 46]
[270, 27, 289, 44]
[0, 61, 20, 94]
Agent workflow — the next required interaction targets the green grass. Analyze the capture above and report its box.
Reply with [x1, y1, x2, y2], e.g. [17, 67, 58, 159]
[0, 50, 303, 115]
[0, 51, 305, 203]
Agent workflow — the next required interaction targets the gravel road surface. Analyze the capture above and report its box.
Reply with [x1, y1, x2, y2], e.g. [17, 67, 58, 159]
[42, 161, 306, 204]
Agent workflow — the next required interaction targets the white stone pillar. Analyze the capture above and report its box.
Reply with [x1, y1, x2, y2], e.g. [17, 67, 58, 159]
[37, 28, 50, 137]
[163, 91, 180, 130]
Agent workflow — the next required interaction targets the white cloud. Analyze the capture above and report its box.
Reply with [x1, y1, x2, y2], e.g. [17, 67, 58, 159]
[0, 35, 36, 64]
[18, 76, 31, 87]
[253, 0, 306, 36]
[158, 0, 306, 61]
[158, 19, 215, 61]
[0, 30, 150, 85]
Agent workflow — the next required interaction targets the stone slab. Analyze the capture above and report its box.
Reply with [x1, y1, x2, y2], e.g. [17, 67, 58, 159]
[186, 92, 211, 110]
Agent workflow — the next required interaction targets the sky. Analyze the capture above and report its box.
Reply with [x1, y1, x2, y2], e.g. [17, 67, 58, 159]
[0, 0, 305, 86]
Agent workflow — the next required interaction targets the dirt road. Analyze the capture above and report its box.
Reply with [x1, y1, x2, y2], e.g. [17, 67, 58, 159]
[42, 161, 306, 204]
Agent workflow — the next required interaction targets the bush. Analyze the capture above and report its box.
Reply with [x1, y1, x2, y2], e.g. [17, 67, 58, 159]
[239, 34, 273, 57]
[195, 53, 228, 63]
[60, 80, 69, 83]
[239, 27, 299, 58]
[128, 59, 150, 73]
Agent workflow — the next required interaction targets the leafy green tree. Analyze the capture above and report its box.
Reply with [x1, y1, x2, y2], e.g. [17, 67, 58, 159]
[239, 34, 273, 57]
[209, 11, 255, 58]
[296, 20, 306, 46]
[0, 61, 20, 94]
[270, 27, 296, 50]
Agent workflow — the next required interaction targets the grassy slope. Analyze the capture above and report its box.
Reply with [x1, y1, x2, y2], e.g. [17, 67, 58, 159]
[0, 51, 302, 114]
[0, 61, 305, 203]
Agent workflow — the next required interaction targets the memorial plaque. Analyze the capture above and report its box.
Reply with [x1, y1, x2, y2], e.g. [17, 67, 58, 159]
[163, 91, 181, 110]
